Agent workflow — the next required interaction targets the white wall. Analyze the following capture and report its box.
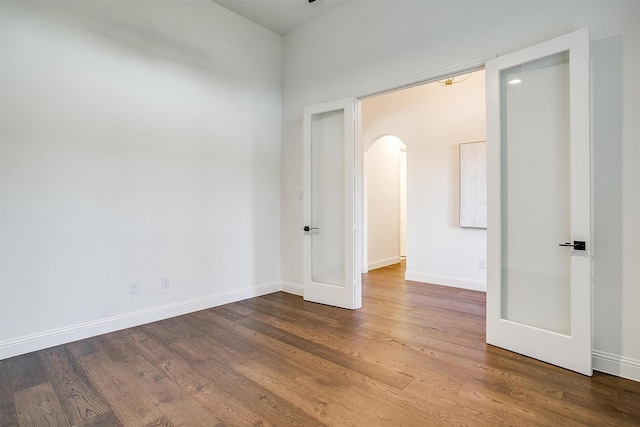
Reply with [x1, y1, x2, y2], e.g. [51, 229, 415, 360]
[366, 135, 404, 270]
[1, 1, 283, 358]
[362, 74, 487, 290]
[281, 1, 640, 380]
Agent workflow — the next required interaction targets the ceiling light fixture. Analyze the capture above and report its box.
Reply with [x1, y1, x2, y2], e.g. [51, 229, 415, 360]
[438, 73, 473, 87]
[508, 78, 522, 85]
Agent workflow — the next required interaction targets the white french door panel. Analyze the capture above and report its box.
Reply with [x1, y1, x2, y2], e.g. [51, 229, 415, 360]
[486, 29, 592, 375]
[303, 98, 360, 309]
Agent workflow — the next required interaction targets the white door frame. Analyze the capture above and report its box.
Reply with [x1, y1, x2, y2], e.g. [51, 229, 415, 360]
[353, 55, 494, 277]
[351, 33, 591, 375]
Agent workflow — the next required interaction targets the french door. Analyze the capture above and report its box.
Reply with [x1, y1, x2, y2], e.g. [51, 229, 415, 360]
[302, 98, 361, 309]
[486, 29, 592, 375]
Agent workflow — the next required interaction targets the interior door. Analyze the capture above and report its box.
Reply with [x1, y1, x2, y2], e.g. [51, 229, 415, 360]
[486, 29, 592, 375]
[303, 98, 360, 309]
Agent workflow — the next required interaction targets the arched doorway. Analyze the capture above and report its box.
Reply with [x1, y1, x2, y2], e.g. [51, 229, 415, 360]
[364, 135, 407, 272]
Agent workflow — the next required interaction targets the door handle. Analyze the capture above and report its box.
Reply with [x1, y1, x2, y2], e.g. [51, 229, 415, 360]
[559, 241, 586, 250]
[303, 226, 319, 232]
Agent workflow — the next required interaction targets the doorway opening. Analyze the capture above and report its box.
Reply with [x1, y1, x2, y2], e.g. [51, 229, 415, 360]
[364, 135, 407, 272]
[360, 70, 488, 294]
[303, 32, 591, 376]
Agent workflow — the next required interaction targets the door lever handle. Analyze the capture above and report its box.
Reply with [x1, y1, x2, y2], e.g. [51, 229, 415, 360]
[303, 226, 319, 232]
[559, 241, 586, 250]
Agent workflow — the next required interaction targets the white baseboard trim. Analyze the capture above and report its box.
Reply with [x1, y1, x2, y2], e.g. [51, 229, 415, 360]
[593, 350, 640, 382]
[0, 281, 280, 360]
[281, 281, 304, 296]
[405, 271, 486, 292]
[368, 256, 402, 271]
[6, 279, 638, 384]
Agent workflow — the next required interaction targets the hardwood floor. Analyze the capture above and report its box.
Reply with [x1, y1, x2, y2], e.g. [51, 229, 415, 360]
[2, 262, 639, 426]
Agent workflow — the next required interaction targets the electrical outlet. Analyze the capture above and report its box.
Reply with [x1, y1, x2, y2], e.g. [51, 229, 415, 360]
[478, 259, 486, 269]
[161, 276, 170, 289]
[130, 281, 139, 294]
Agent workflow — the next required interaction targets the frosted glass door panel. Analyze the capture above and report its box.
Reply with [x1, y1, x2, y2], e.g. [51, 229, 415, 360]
[487, 29, 591, 375]
[311, 110, 345, 287]
[303, 98, 357, 310]
[500, 51, 571, 335]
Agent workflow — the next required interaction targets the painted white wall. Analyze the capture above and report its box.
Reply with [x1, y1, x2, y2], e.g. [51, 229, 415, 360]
[366, 135, 404, 271]
[1, 0, 282, 358]
[362, 75, 487, 289]
[281, 1, 640, 380]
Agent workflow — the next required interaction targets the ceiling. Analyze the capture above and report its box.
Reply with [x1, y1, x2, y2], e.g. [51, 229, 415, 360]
[214, 0, 349, 35]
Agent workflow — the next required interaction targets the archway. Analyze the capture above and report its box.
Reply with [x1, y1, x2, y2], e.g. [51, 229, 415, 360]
[363, 135, 407, 272]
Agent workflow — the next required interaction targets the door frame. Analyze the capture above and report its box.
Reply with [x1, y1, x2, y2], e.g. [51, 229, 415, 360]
[354, 55, 494, 279]
[349, 32, 591, 374]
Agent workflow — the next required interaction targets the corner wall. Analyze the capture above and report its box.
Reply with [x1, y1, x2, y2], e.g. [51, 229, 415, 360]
[1, 0, 283, 358]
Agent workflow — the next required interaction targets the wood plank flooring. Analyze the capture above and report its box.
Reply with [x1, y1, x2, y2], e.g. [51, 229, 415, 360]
[2, 261, 640, 426]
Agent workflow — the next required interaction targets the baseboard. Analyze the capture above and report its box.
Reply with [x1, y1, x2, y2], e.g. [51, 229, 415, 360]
[368, 256, 402, 271]
[405, 271, 486, 292]
[281, 281, 304, 296]
[0, 281, 280, 360]
[4, 280, 638, 384]
[593, 350, 640, 382]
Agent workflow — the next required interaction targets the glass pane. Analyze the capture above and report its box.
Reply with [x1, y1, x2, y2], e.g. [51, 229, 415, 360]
[311, 110, 345, 286]
[500, 51, 571, 335]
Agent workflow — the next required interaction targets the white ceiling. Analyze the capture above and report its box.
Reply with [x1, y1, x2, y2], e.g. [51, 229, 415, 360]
[214, 0, 349, 35]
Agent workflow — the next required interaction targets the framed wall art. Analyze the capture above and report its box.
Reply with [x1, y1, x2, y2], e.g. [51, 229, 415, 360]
[459, 141, 487, 228]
